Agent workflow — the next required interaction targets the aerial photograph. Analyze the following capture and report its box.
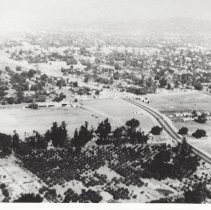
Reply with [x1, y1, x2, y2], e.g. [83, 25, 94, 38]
[0, 0, 211, 204]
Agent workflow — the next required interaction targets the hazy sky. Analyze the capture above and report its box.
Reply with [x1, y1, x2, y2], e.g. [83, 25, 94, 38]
[0, 0, 211, 31]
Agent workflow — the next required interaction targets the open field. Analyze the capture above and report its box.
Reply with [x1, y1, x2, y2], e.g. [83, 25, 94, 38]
[147, 90, 211, 136]
[0, 53, 32, 71]
[0, 99, 162, 139]
[36, 61, 67, 77]
[0, 52, 65, 77]
[0, 106, 105, 138]
[192, 140, 211, 155]
[81, 98, 170, 138]
[174, 120, 211, 155]
[147, 90, 211, 112]
[147, 90, 211, 155]
[173, 121, 211, 138]
[0, 156, 44, 202]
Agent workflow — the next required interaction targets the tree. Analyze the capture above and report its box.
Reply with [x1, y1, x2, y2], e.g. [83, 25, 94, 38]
[51, 122, 60, 147]
[0, 88, 6, 99]
[59, 121, 68, 146]
[178, 127, 189, 135]
[112, 126, 127, 145]
[146, 140, 200, 179]
[15, 142, 31, 156]
[16, 66, 22, 71]
[126, 119, 140, 133]
[159, 77, 167, 88]
[72, 122, 93, 148]
[192, 129, 206, 139]
[25, 131, 47, 149]
[16, 90, 24, 103]
[63, 188, 79, 202]
[27, 103, 38, 110]
[136, 130, 149, 144]
[192, 110, 197, 117]
[6, 97, 16, 104]
[84, 75, 90, 83]
[150, 126, 163, 135]
[50, 121, 68, 147]
[0, 133, 12, 157]
[79, 189, 102, 203]
[173, 140, 199, 178]
[73, 81, 78, 87]
[28, 69, 37, 78]
[193, 83, 203, 91]
[95, 119, 111, 143]
[36, 95, 46, 102]
[113, 126, 125, 139]
[73, 129, 79, 142]
[195, 113, 207, 124]
[113, 72, 120, 80]
[147, 147, 173, 179]
[125, 119, 141, 143]
[13, 193, 43, 202]
[56, 79, 66, 88]
[12, 130, 20, 151]
[184, 182, 208, 203]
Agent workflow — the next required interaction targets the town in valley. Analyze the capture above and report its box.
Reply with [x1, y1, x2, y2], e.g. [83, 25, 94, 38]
[0, 0, 211, 204]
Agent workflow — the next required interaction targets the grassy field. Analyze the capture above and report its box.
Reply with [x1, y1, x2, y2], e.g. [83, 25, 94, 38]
[82, 98, 161, 132]
[147, 90, 211, 134]
[147, 90, 211, 154]
[0, 156, 43, 202]
[0, 106, 105, 138]
[0, 99, 160, 139]
[36, 61, 66, 77]
[147, 90, 211, 112]
[0, 52, 65, 77]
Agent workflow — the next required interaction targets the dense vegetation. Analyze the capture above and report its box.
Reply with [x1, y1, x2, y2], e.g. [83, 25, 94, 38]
[0, 117, 207, 202]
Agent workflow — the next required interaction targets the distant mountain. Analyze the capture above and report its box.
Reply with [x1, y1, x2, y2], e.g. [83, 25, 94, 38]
[84, 18, 211, 35]
[44, 18, 211, 36]
[2, 18, 211, 38]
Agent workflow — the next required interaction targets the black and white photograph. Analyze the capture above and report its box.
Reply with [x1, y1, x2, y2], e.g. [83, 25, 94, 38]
[0, 0, 211, 205]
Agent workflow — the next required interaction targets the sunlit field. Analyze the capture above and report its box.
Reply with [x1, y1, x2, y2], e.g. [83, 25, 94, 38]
[0, 99, 163, 139]
[147, 90, 211, 112]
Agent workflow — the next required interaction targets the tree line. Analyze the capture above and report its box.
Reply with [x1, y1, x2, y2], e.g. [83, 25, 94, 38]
[0, 118, 166, 157]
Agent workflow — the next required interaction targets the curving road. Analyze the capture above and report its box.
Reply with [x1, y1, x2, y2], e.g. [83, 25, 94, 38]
[123, 97, 211, 164]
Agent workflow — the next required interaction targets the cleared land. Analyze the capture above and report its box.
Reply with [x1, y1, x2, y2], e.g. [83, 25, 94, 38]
[0, 52, 65, 77]
[0, 99, 163, 139]
[147, 90, 211, 112]
[147, 90, 211, 154]
[81, 98, 170, 139]
[0, 156, 44, 202]
[0, 106, 105, 138]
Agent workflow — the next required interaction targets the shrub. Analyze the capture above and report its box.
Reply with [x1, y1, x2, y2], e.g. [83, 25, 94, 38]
[6, 97, 16, 104]
[178, 127, 189, 135]
[23, 96, 34, 103]
[16, 66, 22, 71]
[96, 119, 111, 143]
[13, 193, 43, 202]
[27, 103, 38, 110]
[192, 129, 206, 139]
[36, 95, 46, 102]
[0, 133, 12, 157]
[195, 113, 207, 124]
[184, 182, 210, 203]
[151, 126, 163, 135]
[79, 189, 102, 203]
[193, 83, 203, 91]
[126, 119, 140, 131]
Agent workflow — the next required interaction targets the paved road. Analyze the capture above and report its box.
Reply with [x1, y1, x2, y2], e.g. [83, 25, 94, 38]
[123, 97, 211, 165]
